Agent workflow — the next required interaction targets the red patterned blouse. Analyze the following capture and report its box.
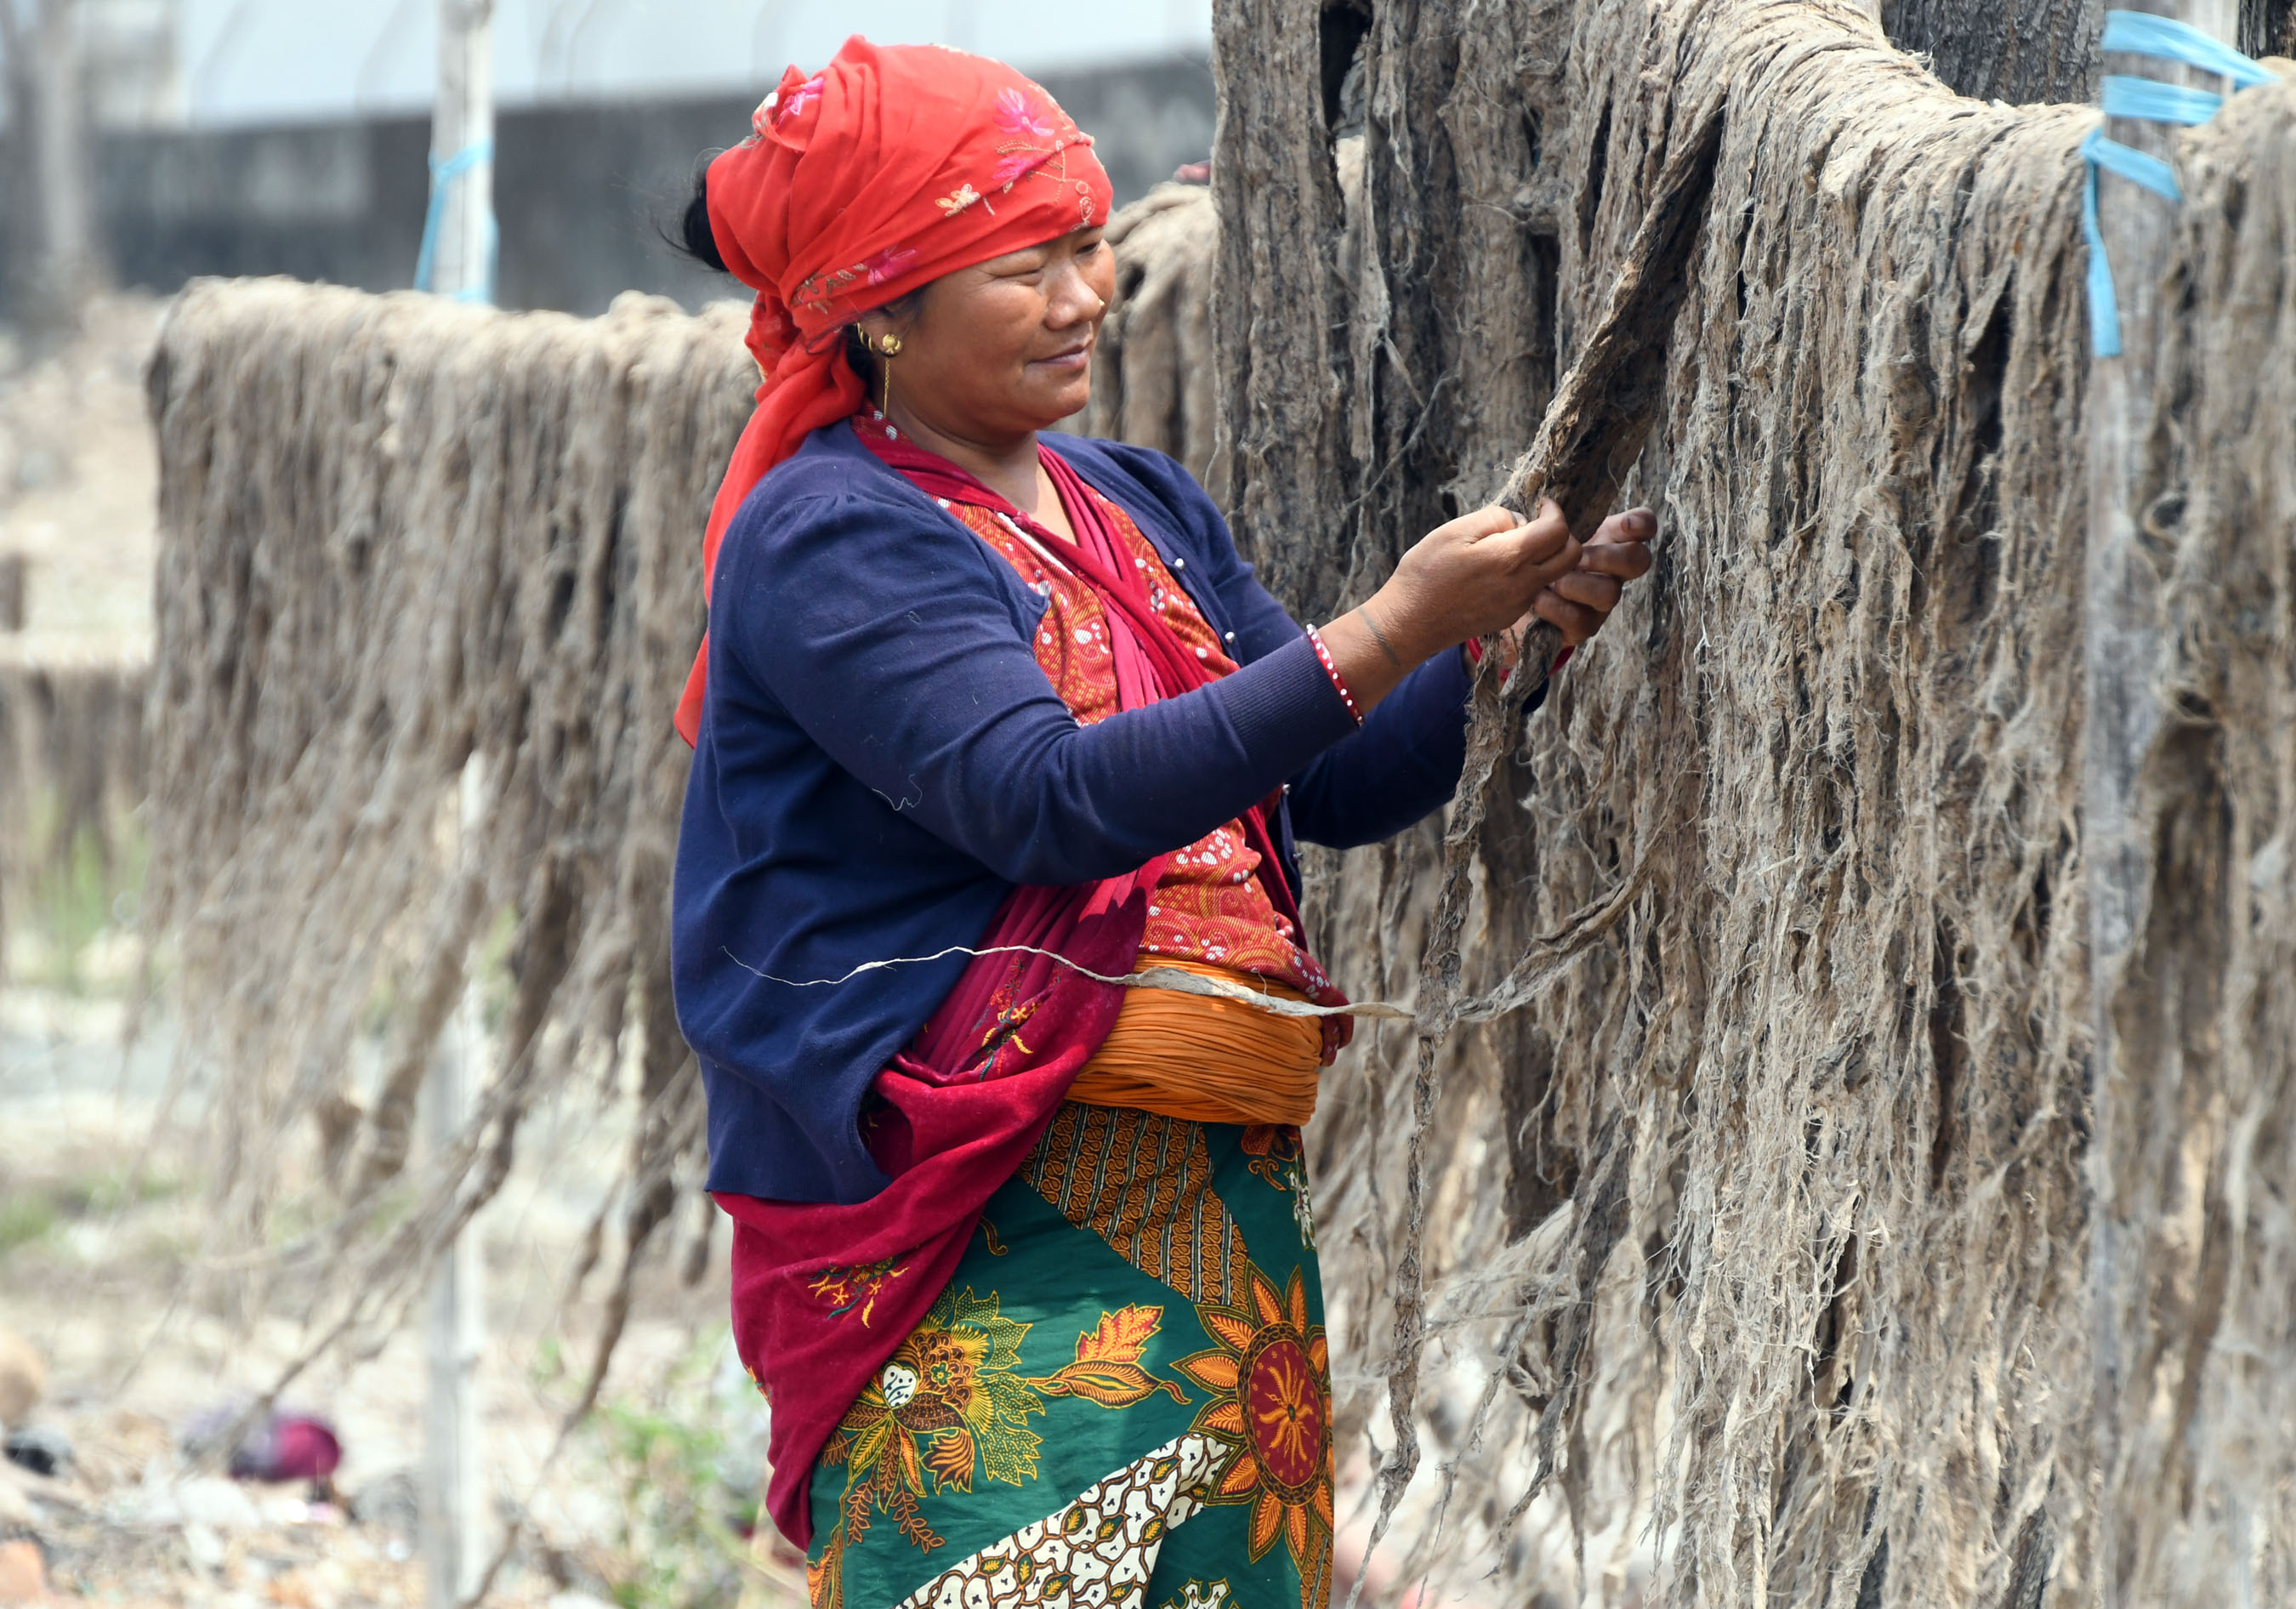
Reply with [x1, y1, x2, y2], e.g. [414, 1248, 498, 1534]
[855, 416, 1330, 998]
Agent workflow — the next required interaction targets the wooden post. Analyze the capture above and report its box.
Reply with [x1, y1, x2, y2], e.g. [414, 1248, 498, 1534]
[422, 0, 497, 303]
[2082, 4, 2237, 1605]
[423, 761, 493, 1608]
[0, 0, 96, 327]
[421, 10, 497, 1603]
[422, 907, 489, 1609]
[33, 2, 91, 289]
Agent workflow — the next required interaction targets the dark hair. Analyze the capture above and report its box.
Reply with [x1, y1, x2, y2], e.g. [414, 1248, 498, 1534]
[844, 324, 879, 386]
[843, 287, 929, 382]
[668, 150, 923, 389]
[666, 156, 729, 274]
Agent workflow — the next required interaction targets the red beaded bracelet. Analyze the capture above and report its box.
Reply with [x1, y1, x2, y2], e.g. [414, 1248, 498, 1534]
[1304, 626, 1364, 726]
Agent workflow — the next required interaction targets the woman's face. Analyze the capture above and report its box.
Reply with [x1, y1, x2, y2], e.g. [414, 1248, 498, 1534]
[861, 224, 1116, 444]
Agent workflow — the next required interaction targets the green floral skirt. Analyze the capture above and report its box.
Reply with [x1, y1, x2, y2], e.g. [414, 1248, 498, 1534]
[804, 1104, 1334, 1609]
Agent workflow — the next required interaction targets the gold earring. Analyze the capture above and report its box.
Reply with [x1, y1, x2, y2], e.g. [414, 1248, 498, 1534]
[874, 332, 901, 414]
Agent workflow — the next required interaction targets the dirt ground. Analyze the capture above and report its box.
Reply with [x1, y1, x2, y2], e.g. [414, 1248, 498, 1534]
[0, 957, 808, 1609]
[0, 951, 806, 1609]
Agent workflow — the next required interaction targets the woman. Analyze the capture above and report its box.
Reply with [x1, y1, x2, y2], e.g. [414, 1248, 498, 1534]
[671, 38, 1657, 1609]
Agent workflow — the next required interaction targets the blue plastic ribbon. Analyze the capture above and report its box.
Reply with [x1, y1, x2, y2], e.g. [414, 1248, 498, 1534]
[412, 139, 498, 304]
[2100, 10, 2277, 88]
[2082, 129, 2183, 355]
[2102, 74, 2223, 125]
[2082, 13, 2273, 356]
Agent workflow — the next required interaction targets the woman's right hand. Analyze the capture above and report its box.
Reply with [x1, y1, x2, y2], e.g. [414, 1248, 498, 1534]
[1318, 500, 1580, 714]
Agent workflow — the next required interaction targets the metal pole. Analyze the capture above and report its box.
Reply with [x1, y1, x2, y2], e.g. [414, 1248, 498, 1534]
[422, 9, 497, 1596]
[2082, 4, 2237, 1605]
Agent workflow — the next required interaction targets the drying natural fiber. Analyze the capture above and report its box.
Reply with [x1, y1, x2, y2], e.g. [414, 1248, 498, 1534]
[2089, 77, 2296, 1606]
[1198, 0, 2296, 1604]
[143, 282, 750, 1363]
[1080, 180, 1220, 487]
[141, 7, 2296, 1601]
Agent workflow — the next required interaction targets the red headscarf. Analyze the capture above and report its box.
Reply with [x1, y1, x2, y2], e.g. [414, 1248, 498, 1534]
[673, 37, 1116, 742]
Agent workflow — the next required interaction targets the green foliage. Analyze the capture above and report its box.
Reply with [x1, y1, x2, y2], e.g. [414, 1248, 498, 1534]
[14, 793, 148, 995]
[477, 904, 519, 1034]
[48, 1164, 181, 1216]
[530, 1333, 567, 1388]
[0, 1164, 185, 1258]
[0, 1192, 58, 1254]
[584, 1330, 763, 1609]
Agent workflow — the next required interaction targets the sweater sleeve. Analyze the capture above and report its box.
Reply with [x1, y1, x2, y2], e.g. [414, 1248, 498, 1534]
[1088, 442, 1486, 849]
[708, 487, 1361, 886]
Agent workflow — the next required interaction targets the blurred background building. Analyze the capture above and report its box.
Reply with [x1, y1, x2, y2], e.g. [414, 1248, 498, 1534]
[0, 0, 1214, 318]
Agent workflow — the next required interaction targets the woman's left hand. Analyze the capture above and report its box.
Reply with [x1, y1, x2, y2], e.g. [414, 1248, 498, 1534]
[1515, 505, 1658, 651]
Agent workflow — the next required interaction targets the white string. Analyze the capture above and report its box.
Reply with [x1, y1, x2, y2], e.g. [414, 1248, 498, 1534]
[720, 941, 1413, 1020]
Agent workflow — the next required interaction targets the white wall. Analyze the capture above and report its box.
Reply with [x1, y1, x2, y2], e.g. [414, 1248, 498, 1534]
[179, 0, 1213, 128]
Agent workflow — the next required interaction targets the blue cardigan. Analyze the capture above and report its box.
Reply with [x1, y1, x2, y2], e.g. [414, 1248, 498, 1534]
[673, 422, 1486, 1202]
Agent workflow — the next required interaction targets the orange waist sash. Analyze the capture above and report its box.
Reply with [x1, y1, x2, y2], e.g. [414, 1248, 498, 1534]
[1066, 958, 1327, 1126]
